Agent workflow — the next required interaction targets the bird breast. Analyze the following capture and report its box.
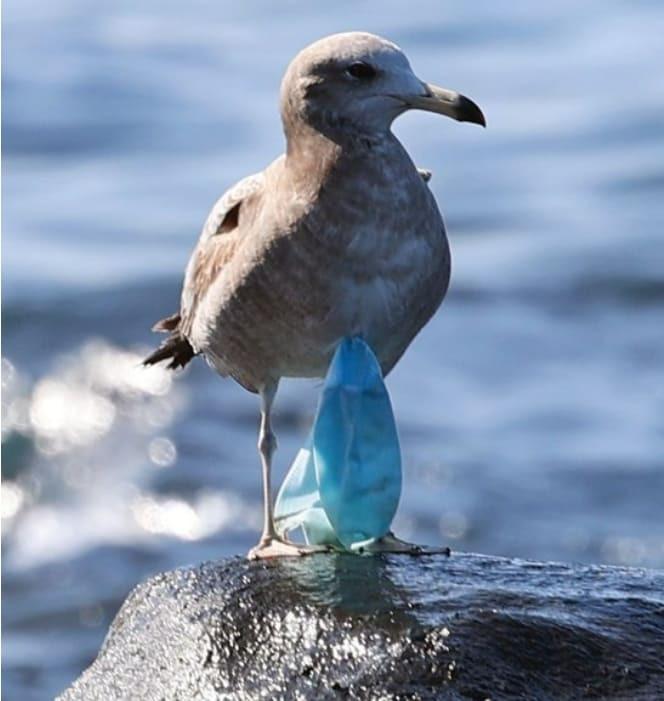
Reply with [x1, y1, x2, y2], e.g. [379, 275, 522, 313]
[194, 140, 450, 387]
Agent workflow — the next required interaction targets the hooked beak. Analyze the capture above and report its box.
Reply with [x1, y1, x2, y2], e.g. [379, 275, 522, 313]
[403, 83, 486, 127]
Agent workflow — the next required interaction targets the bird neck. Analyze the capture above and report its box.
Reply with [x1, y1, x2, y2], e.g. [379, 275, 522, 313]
[283, 119, 398, 188]
[285, 123, 339, 170]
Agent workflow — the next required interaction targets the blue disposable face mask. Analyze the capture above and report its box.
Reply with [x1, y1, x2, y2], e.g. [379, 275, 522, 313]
[274, 337, 402, 551]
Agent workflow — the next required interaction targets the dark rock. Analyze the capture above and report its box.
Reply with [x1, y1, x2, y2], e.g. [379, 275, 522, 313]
[59, 552, 664, 700]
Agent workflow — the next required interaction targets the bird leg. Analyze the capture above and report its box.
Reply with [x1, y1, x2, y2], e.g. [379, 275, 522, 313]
[248, 381, 330, 560]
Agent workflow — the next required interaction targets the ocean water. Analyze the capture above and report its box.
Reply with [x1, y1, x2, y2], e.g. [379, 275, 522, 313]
[2, 1, 664, 698]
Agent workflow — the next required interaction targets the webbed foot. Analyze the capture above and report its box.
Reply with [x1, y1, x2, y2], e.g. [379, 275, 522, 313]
[247, 535, 332, 560]
[359, 532, 451, 556]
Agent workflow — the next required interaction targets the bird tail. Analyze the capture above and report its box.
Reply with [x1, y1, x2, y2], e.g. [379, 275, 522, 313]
[143, 313, 195, 370]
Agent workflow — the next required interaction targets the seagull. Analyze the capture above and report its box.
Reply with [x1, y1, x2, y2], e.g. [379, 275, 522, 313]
[144, 31, 485, 559]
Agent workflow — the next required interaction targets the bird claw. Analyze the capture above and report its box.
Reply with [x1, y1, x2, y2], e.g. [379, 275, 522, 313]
[247, 535, 332, 560]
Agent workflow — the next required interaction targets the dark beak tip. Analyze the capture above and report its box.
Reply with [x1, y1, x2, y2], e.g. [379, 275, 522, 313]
[471, 113, 487, 129]
[458, 95, 486, 128]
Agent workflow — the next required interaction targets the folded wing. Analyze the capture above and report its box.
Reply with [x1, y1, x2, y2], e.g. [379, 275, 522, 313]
[143, 171, 265, 370]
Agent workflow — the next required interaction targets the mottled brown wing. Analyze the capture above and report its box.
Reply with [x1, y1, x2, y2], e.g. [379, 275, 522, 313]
[178, 171, 265, 336]
[144, 172, 264, 368]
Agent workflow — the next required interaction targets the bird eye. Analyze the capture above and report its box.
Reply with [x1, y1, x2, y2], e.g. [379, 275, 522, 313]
[346, 62, 377, 80]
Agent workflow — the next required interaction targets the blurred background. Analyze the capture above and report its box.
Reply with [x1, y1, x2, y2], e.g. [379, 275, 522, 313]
[2, 1, 663, 698]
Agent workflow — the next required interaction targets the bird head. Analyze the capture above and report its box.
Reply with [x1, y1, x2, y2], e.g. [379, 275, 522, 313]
[280, 31, 485, 143]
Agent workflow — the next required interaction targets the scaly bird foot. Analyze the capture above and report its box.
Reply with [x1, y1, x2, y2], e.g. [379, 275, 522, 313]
[359, 532, 451, 556]
[247, 535, 332, 560]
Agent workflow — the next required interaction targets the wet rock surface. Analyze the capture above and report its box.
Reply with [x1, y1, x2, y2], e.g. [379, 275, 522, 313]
[59, 552, 664, 700]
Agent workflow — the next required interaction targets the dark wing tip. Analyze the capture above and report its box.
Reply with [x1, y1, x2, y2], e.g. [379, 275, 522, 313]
[152, 313, 181, 333]
[143, 335, 195, 370]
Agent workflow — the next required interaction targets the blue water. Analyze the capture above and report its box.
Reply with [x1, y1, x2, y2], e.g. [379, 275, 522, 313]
[2, 1, 664, 698]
